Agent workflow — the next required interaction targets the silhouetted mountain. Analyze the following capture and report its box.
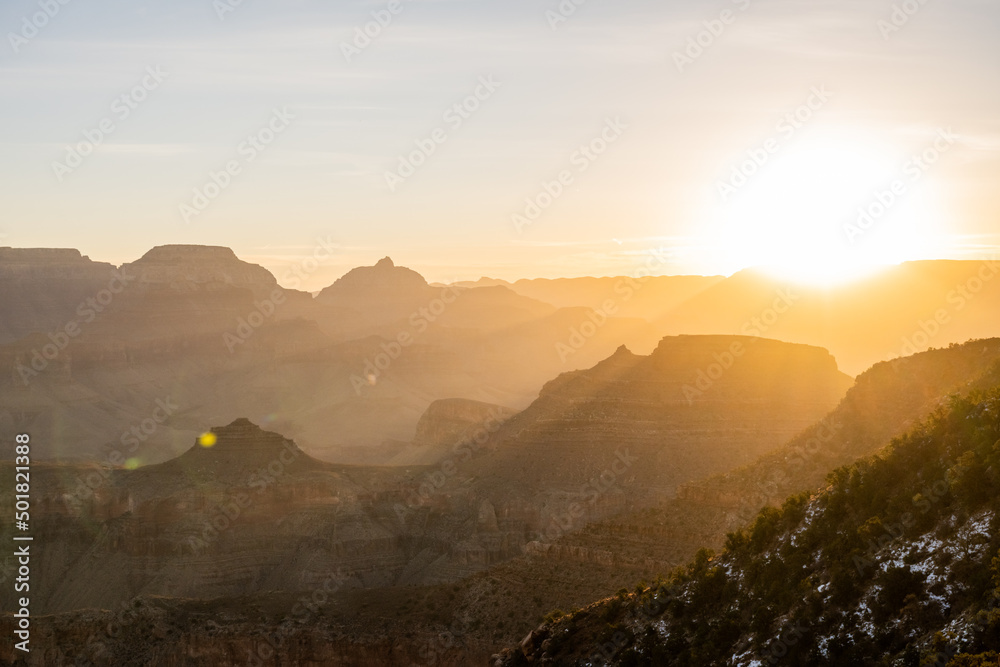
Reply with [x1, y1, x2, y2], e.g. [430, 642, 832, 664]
[132, 417, 333, 488]
[121, 245, 281, 295]
[493, 274, 725, 321]
[0, 249, 650, 464]
[656, 261, 1000, 374]
[488, 261, 1000, 375]
[314, 256, 558, 338]
[319, 256, 428, 299]
[456, 335, 852, 504]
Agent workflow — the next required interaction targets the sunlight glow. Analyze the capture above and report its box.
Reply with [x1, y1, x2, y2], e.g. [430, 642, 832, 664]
[706, 132, 946, 286]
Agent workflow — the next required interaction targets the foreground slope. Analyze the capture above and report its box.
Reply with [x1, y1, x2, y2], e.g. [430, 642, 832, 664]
[499, 382, 1000, 665]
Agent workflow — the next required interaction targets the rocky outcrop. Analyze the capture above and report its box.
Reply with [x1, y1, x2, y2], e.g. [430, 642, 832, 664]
[0, 245, 633, 467]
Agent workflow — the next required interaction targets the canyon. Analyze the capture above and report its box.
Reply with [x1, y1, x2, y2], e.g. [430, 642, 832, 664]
[4, 246, 1000, 664]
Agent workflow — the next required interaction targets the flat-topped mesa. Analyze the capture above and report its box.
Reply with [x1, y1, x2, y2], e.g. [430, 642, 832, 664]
[0, 247, 116, 276]
[120, 245, 278, 293]
[649, 334, 843, 378]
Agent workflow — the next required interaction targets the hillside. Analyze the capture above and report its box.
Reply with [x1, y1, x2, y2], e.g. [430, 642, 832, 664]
[499, 378, 1000, 665]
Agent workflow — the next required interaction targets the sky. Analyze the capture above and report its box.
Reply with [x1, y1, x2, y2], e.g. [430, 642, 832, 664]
[1, 0, 999, 289]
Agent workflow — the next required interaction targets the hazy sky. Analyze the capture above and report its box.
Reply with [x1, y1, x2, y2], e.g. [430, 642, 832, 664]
[1, 0, 998, 288]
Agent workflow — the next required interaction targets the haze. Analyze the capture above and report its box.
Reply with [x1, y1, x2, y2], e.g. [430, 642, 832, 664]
[4, 1, 1000, 665]
[2, 0, 1000, 287]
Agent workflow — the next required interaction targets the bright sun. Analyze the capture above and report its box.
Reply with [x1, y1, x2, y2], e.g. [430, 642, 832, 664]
[706, 131, 945, 286]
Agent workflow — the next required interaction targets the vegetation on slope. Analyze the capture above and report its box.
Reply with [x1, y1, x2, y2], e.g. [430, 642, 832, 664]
[501, 384, 1000, 666]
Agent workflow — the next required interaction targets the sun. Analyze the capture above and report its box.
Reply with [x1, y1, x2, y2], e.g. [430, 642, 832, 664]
[706, 130, 945, 286]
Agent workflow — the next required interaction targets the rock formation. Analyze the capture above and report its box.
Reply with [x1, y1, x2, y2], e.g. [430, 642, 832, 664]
[120, 245, 279, 295]
[458, 335, 853, 506]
